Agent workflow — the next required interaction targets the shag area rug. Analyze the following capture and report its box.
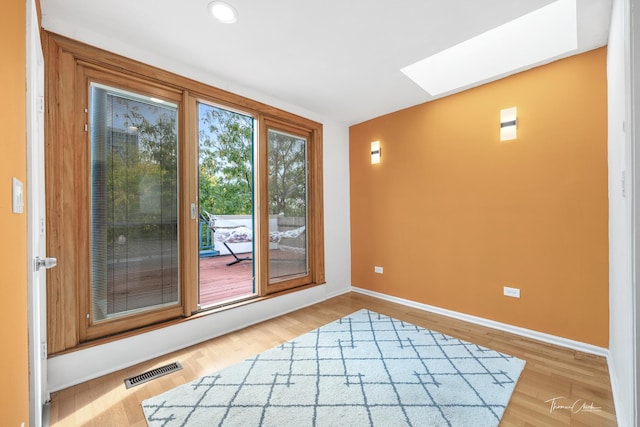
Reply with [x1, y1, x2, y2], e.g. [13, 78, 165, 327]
[142, 309, 525, 426]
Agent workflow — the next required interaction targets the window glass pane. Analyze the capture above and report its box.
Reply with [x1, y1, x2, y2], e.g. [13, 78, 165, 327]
[90, 83, 179, 322]
[197, 102, 255, 307]
[267, 129, 308, 281]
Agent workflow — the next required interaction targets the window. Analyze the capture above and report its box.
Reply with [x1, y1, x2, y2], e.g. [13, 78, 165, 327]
[88, 83, 181, 338]
[265, 125, 311, 293]
[45, 33, 324, 352]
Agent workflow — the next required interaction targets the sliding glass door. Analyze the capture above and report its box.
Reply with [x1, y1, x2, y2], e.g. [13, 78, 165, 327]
[89, 83, 180, 323]
[44, 35, 325, 350]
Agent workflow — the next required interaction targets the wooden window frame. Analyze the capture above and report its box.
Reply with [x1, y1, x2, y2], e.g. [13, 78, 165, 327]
[259, 118, 323, 295]
[44, 32, 325, 354]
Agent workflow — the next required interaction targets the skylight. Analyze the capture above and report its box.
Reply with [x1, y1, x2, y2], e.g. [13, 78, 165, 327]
[401, 0, 578, 96]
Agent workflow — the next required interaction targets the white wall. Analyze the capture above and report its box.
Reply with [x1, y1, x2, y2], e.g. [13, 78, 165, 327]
[607, 0, 637, 426]
[42, 22, 351, 391]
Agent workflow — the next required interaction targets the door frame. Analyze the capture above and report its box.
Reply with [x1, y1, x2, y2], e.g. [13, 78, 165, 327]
[26, 0, 49, 425]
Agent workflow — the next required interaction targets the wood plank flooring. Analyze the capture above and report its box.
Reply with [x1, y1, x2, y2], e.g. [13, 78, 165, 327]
[198, 254, 253, 307]
[198, 249, 309, 307]
[48, 292, 617, 426]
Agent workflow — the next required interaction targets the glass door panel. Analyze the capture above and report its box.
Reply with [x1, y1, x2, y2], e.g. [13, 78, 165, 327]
[197, 102, 256, 307]
[90, 83, 179, 322]
[267, 129, 308, 283]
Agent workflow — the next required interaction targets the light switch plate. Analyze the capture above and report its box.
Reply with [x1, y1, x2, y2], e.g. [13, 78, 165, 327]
[12, 177, 24, 214]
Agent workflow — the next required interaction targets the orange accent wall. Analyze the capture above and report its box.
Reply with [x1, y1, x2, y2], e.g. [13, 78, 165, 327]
[350, 48, 609, 347]
[0, 0, 30, 425]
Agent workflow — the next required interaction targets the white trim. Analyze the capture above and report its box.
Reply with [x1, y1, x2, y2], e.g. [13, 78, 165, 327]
[26, 1, 48, 426]
[630, 0, 640, 422]
[324, 286, 352, 300]
[351, 286, 609, 357]
[607, 355, 628, 427]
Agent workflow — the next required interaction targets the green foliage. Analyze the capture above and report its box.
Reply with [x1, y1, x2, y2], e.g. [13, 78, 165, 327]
[101, 95, 308, 231]
[103, 96, 178, 241]
[199, 105, 253, 215]
[198, 105, 308, 219]
[268, 131, 307, 217]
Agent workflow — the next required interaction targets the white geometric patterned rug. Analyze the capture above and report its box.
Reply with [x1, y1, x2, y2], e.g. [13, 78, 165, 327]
[142, 309, 525, 426]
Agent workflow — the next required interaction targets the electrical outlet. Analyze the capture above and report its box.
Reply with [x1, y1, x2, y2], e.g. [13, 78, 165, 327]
[374, 266, 383, 274]
[503, 286, 520, 298]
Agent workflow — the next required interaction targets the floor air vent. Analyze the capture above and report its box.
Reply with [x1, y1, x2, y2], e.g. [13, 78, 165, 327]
[124, 361, 182, 389]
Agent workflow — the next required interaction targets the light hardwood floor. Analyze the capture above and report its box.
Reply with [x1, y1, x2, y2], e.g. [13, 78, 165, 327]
[48, 292, 617, 426]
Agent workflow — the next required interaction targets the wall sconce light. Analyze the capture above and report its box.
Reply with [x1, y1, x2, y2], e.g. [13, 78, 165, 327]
[500, 107, 517, 141]
[371, 140, 381, 164]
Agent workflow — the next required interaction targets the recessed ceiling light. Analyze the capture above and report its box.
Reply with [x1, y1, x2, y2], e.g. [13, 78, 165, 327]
[209, 1, 238, 24]
[401, 0, 578, 96]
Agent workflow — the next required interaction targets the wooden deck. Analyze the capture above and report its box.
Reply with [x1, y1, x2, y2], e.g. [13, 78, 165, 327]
[199, 253, 254, 307]
[198, 248, 307, 307]
[101, 249, 304, 311]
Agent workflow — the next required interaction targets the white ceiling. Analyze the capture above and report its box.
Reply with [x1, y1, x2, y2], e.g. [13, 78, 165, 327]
[40, 0, 612, 126]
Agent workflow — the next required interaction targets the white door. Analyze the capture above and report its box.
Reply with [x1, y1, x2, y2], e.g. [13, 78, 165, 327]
[27, 0, 52, 425]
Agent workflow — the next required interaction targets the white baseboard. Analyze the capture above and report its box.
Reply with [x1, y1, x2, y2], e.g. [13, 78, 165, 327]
[351, 286, 609, 357]
[324, 286, 352, 300]
[47, 284, 610, 395]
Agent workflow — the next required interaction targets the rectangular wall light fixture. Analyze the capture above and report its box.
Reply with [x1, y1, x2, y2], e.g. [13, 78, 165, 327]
[500, 107, 517, 141]
[371, 140, 381, 164]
